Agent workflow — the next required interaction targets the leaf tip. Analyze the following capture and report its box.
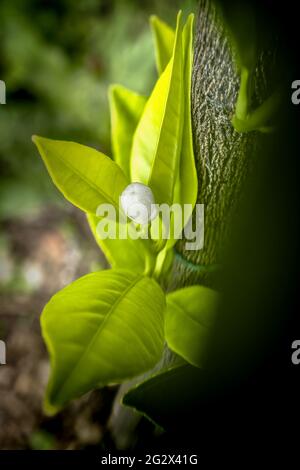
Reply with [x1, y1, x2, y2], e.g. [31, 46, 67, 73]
[108, 83, 118, 96]
[43, 396, 60, 417]
[149, 14, 157, 24]
[32, 134, 47, 149]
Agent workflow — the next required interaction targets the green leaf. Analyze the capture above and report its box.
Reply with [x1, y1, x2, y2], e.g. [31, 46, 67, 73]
[123, 363, 207, 429]
[86, 213, 155, 275]
[42, 269, 165, 413]
[223, 5, 281, 134]
[32, 136, 128, 214]
[131, 11, 184, 206]
[179, 14, 197, 210]
[150, 15, 175, 76]
[232, 81, 281, 133]
[109, 84, 147, 179]
[153, 244, 174, 284]
[163, 14, 198, 251]
[165, 286, 218, 367]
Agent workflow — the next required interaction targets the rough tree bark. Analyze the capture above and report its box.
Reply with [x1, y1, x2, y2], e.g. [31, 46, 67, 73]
[169, 0, 275, 289]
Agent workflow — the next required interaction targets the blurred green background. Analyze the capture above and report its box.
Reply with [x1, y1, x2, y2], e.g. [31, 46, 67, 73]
[0, 0, 196, 219]
[0, 0, 196, 449]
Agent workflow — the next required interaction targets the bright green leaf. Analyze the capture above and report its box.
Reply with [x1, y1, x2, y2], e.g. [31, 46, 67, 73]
[153, 244, 174, 284]
[164, 14, 198, 251]
[32, 136, 128, 214]
[150, 15, 175, 76]
[109, 84, 147, 179]
[42, 269, 165, 413]
[86, 213, 155, 275]
[180, 14, 198, 211]
[165, 286, 218, 367]
[131, 12, 184, 206]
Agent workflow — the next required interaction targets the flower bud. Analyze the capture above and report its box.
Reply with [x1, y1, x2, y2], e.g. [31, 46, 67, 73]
[120, 182, 157, 225]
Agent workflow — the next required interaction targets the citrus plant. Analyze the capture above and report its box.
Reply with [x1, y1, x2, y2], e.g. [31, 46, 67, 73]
[32, 11, 218, 418]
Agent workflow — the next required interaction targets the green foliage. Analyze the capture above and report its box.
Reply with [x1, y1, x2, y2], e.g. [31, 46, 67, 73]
[232, 84, 281, 133]
[219, 2, 282, 133]
[29, 430, 56, 450]
[131, 13, 183, 207]
[165, 286, 218, 367]
[33, 9, 215, 422]
[123, 363, 206, 429]
[42, 270, 165, 413]
[32, 136, 128, 214]
[109, 85, 147, 179]
[131, 13, 197, 253]
[179, 15, 198, 212]
[86, 213, 155, 275]
[0, 0, 160, 219]
[150, 16, 175, 76]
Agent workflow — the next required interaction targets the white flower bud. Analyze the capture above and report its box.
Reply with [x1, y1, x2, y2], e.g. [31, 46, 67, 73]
[120, 182, 157, 225]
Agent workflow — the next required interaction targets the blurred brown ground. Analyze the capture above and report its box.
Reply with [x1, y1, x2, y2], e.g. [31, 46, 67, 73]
[0, 205, 119, 450]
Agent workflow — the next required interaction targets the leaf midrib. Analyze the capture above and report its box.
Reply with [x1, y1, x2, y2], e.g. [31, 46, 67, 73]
[167, 298, 210, 330]
[55, 274, 144, 402]
[44, 142, 119, 209]
[148, 30, 182, 202]
[148, 64, 173, 188]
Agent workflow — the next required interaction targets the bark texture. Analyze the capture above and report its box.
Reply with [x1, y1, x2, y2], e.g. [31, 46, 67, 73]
[169, 0, 274, 289]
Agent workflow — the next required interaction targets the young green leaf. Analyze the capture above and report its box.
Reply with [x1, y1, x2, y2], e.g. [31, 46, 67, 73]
[232, 84, 281, 133]
[86, 213, 155, 275]
[180, 14, 198, 211]
[130, 11, 184, 206]
[165, 286, 218, 367]
[164, 14, 198, 251]
[223, 4, 281, 133]
[109, 84, 147, 179]
[32, 136, 128, 214]
[153, 244, 174, 284]
[42, 269, 165, 414]
[150, 15, 175, 76]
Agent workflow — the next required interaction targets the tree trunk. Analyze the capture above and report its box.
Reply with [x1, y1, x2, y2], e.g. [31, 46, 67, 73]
[169, 0, 274, 289]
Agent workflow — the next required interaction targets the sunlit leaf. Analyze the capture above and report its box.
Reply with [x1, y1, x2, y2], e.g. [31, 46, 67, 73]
[180, 14, 198, 211]
[131, 12, 184, 206]
[150, 15, 175, 76]
[164, 14, 198, 250]
[87, 213, 155, 275]
[165, 286, 218, 367]
[32, 136, 128, 214]
[109, 84, 147, 179]
[42, 269, 165, 413]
